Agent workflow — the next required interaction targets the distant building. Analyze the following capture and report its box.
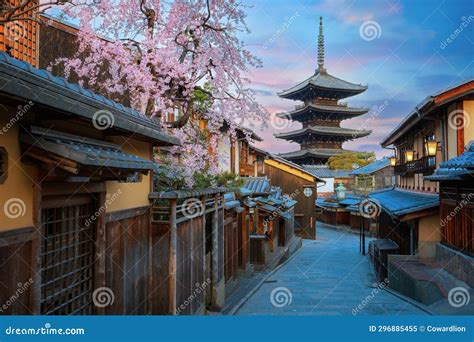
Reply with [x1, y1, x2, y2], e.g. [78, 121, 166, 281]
[217, 126, 263, 177]
[274, 17, 370, 165]
[304, 166, 353, 196]
[350, 157, 394, 192]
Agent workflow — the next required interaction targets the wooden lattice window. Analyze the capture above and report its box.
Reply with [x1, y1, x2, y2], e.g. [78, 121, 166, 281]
[0, 147, 7, 184]
[0, 0, 38, 66]
[40, 195, 96, 315]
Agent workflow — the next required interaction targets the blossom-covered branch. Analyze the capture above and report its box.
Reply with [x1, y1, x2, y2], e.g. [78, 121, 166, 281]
[51, 0, 267, 182]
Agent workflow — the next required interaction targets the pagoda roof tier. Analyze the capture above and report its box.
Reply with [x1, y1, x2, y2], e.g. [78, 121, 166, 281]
[276, 103, 369, 122]
[275, 125, 371, 142]
[278, 68, 368, 101]
[278, 148, 352, 161]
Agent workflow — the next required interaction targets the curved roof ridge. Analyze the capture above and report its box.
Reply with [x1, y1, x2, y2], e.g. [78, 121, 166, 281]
[275, 125, 371, 138]
[278, 69, 368, 98]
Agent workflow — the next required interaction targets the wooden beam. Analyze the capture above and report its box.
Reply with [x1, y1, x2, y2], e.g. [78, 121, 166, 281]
[434, 81, 474, 105]
[42, 182, 105, 196]
[168, 199, 177, 315]
[0, 227, 33, 247]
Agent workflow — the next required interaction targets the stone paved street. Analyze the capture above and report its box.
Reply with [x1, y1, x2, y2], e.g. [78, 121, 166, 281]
[235, 223, 427, 315]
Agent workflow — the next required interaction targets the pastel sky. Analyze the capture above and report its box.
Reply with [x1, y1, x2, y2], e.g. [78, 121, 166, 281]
[241, 0, 473, 158]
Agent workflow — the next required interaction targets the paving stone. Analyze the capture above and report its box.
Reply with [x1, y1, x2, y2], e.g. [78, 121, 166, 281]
[235, 223, 427, 315]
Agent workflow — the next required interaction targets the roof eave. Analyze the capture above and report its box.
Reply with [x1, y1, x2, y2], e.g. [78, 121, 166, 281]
[0, 56, 180, 146]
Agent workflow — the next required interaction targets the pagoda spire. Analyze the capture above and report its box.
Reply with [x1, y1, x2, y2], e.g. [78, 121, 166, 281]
[317, 16, 326, 73]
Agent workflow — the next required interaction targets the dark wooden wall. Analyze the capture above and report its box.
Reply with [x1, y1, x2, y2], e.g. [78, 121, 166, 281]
[0, 227, 33, 315]
[378, 211, 416, 255]
[439, 181, 474, 255]
[350, 214, 370, 231]
[249, 236, 265, 265]
[224, 211, 238, 283]
[149, 222, 170, 314]
[264, 164, 317, 239]
[374, 167, 394, 189]
[39, 21, 132, 107]
[149, 216, 206, 315]
[237, 210, 250, 270]
[176, 216, 206, 315]
[320, 210, 350, 226]
[104, 207, 151, 315]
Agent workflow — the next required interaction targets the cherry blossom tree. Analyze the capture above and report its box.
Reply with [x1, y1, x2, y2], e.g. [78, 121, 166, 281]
[50, 0, 268, 184]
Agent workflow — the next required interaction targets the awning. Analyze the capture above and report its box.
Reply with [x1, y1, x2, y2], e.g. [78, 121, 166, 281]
[20, 126, 156, 180]
[369, 188, 439, 219]
[426, 142, 474, 181]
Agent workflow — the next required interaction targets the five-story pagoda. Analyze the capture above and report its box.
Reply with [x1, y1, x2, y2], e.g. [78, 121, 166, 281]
[275, 17, 371, 165]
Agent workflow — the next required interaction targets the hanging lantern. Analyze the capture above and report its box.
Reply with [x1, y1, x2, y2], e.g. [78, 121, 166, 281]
[425, 140, 438, 157]
[389, 156, 397, 166]
[404, 150, 414, 162]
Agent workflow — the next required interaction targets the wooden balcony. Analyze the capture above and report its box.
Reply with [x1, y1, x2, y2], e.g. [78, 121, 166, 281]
[394, 156, 436, 176]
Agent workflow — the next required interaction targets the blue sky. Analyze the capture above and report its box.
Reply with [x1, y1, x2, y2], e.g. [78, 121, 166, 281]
[241, 0, 473, 157]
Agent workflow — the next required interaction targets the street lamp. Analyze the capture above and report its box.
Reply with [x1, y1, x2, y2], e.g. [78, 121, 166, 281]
[425, 140, 438, 157]
[389, 156, 397, 166]
[404, 150, 414, 162]
[335, 182, 347, 200]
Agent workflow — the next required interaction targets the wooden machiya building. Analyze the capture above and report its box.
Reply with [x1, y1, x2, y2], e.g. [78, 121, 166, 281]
[275, 17, 370, 165]
[425, 142, 474, 287]
[254, 154, 325, 239]
[378, 79, 474, 258]
[0, 51, 184, 315]
[240, 178, 301, 271]
[373, 79, 474, 305]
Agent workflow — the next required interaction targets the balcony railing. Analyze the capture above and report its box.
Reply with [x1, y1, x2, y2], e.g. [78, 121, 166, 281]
[394, 156, 436, 176]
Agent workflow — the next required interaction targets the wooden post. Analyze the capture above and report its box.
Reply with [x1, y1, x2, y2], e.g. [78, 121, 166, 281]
[211, 193, 219, 307]
[168, 199, 177, 314]
[94, 190, 107, 314]
[201, 195, 206, 288]
[31, 179, 42, 314]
